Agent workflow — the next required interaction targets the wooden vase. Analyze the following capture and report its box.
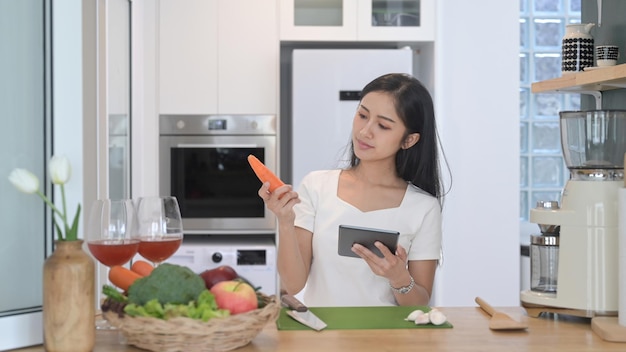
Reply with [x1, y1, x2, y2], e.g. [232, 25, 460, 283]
[43, 240, 96, 352]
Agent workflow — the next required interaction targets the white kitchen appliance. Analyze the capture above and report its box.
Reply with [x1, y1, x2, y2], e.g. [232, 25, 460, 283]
[521, 110, 626, 317]
[159, 114, 277, 234]
[291, 48, 413, 190]
[160, 236, 277, 295]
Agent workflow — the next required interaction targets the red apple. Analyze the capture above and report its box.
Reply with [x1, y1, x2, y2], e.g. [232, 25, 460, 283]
[210, 280, 258, 314]
[199, 265, 238, 289]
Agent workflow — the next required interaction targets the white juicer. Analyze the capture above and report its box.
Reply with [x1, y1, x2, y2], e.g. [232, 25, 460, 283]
[521, 110, 626, 317]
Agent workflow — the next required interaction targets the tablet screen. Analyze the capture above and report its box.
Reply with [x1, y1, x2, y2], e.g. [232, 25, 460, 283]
[337, 225, 399, 258]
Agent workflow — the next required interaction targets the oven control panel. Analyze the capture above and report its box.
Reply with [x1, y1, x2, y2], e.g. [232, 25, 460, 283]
[160, 114, 277, 136]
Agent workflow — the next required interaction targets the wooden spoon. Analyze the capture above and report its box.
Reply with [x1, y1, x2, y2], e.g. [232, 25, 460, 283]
[475, 297, 528, 331]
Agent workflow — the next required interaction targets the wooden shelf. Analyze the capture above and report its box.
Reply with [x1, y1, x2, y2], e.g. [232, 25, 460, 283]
[531, 63, 626, 94]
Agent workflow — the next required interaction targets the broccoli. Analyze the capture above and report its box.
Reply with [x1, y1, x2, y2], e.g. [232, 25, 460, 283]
[127, 263, 206, 306]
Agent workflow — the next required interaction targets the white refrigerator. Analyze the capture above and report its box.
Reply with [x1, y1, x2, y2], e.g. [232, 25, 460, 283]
[291, 48, 414, 191]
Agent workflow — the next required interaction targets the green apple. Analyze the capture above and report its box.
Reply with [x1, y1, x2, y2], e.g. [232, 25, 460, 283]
[209, 280, 258, 314]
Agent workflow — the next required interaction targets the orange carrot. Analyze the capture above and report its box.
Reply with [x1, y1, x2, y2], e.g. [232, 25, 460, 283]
[109, 265, 142, 291]
[247, 154, 285, 192]
[131, 260, 154, 277]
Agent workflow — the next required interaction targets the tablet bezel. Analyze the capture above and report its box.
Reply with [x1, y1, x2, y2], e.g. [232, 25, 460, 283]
[337, 224, 400, 258]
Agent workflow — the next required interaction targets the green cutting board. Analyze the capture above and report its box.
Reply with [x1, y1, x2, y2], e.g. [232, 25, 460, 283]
[276, 306, 453, 330]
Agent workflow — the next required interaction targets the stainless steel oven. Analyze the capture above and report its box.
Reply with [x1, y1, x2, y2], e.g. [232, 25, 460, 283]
[159, 115, 277, 234]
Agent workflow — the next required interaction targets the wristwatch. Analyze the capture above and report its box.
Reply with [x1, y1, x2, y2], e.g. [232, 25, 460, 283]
[389, 276, 415, 294]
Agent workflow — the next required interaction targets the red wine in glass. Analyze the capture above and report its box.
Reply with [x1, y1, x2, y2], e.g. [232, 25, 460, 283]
[138, 236, 182, 264]
[86, 198, 138, 330]
[135, 196, 184, 266]
[88, 239, 140, 267]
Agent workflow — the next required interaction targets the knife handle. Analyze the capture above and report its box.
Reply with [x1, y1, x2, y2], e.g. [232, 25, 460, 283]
[281, 295, 308, 312]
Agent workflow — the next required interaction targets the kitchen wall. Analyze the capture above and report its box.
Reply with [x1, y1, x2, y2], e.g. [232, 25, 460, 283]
[433, 1, 519, 306]
[583, 0, 626, 110]
[131, 0, 159, 199]
[435, 0, 626, 307]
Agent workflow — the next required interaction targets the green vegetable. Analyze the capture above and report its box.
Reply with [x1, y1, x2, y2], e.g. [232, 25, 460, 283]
[101, 285, 129, 315]
[102, 284, 127, 303]
[127, 263, 206, 306]
[124, 289, 230, 321]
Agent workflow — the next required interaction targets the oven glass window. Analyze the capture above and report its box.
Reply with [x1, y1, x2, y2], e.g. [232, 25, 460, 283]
[171, 147, 265, 218]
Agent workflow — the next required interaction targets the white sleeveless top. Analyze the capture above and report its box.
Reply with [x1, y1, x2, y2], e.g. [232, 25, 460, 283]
[293, 169, 442, 307]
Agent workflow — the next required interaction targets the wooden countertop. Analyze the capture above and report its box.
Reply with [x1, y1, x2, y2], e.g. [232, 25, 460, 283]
[11, 307, 626, 351]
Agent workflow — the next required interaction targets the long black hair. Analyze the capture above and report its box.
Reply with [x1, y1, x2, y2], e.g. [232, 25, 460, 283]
[349, 73, 446, 202]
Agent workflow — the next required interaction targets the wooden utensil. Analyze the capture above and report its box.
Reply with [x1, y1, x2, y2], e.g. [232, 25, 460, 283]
[475, 297, 528, 331]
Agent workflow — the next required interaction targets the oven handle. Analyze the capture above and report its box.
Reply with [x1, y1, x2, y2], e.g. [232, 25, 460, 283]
[175, 143, 258, 148]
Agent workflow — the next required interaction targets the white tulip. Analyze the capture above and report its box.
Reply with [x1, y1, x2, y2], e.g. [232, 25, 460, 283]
[8, 168, 40, 194]
[49, 155, 71, 185]
[9, 156, 81, 241]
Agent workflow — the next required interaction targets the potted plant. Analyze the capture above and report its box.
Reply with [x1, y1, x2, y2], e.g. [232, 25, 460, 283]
[8, 155, 95, 352]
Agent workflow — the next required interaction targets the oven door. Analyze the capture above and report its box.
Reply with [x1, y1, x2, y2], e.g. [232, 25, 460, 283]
[159, 135, 277, 234]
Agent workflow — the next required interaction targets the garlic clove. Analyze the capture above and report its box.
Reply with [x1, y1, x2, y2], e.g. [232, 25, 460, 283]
[429, 310, 447, 325]
[414, 312, 430, 325]
[405, 309, 425, 321]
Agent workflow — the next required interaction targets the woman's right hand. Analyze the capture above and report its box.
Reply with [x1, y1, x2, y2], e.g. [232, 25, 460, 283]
[258, 181, 300, 224]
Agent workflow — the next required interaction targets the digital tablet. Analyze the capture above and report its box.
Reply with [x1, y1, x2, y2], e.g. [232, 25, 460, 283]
[337, 225, 400, 258]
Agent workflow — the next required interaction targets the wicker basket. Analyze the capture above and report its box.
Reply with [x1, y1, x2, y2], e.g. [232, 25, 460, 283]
[104, 294, 279, 352]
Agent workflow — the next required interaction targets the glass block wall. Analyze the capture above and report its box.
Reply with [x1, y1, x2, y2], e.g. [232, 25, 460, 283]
[519, 0, 581, 221]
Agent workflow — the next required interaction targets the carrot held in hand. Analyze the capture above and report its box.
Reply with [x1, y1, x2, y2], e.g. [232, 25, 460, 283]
[247, 154, 285, 192]
[109, 265, 142, 291]
[131, 260, 154, 277]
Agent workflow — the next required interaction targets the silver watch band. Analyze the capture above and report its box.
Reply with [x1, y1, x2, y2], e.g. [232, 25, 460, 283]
[389, 276, 415, 294]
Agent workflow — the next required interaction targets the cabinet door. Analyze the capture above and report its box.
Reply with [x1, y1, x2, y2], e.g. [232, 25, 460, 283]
[159, 0, 218, 114]
[357, 0, 435, 41]
[280, 0, 358, 41]
[218, 0, 278, 114]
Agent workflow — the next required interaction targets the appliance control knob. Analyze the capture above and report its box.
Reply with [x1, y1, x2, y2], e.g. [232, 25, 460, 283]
[211, 252, 223, 263]
[176, 120, 185, 129]
[250, 120, 258, 130]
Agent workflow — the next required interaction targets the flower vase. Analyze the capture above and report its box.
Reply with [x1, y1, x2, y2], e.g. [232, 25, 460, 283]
[561, 23, 595, 74]
[43, 240, 95, 352]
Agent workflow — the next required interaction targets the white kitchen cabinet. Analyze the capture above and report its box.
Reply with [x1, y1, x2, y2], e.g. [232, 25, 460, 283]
[217, 0, 278, 114]
[280, 0, 434, 42]
[159, 0, 278, 114]
[279, 0, 358, 41]
[357, 0, 435, 42]
[159, 0, 218, 114]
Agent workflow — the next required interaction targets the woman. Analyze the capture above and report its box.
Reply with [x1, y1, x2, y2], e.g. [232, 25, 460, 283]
[259, 73, 446, 307]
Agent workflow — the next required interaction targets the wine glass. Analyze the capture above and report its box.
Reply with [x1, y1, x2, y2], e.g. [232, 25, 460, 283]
[86, 198, 139, 330]
[135, 196, 183, 266]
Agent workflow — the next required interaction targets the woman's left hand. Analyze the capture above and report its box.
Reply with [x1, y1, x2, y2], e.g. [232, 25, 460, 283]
[351, 242, 409, 282]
